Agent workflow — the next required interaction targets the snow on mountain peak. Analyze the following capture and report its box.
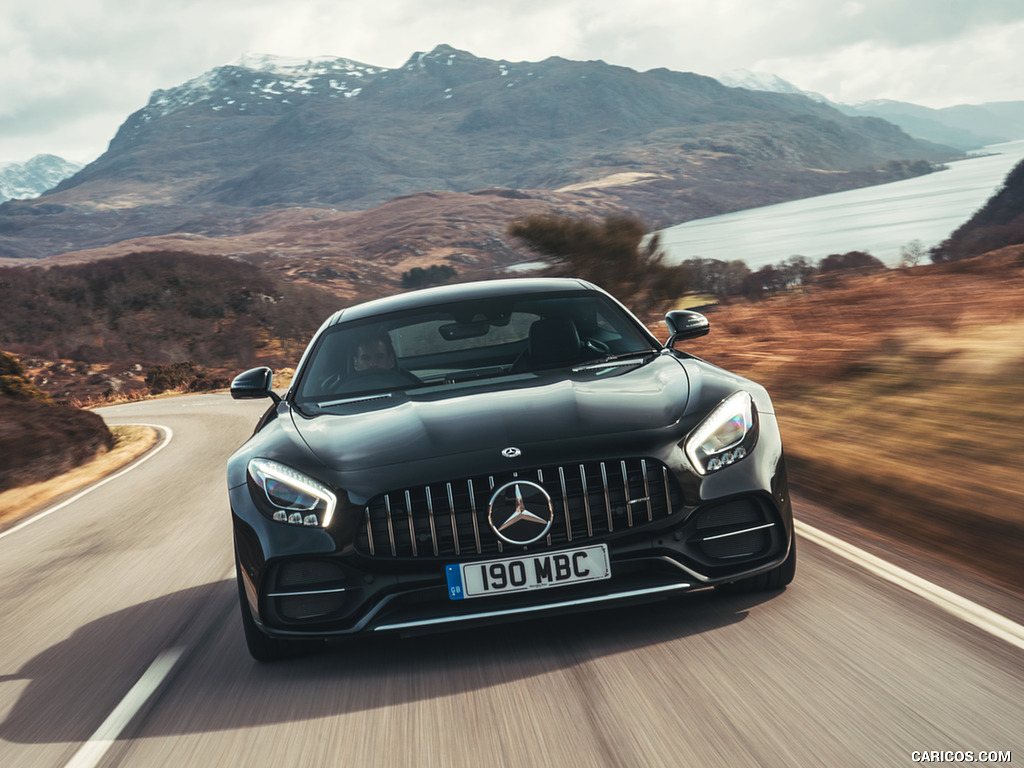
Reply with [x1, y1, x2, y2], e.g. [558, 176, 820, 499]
[0, 154, 83, 202]
[231, 52, 380, 77]
[140, 53, 383, 121]
[716, 69, 831, 104]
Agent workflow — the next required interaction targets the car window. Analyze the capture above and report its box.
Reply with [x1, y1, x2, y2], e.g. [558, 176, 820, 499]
[293, 291, 655, 403]
[391, 312, 540, 356]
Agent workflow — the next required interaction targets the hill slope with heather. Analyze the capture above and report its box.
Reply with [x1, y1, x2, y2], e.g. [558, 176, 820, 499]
[663, 249, 1024, 587]
[0, 251, 341, 401]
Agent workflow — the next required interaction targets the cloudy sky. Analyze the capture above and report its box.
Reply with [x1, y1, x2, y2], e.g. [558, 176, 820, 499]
[2, 0, 1023, 164]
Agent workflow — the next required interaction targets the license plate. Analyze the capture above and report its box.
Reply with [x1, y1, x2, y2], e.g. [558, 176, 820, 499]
[446, 544, 610, 600]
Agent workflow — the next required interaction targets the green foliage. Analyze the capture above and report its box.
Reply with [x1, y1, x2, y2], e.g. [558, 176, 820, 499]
[507, 214, 688, 312]
[401, 264, 458, 289]
[0, 350, 51, 402]
[144, 360, 229, 395]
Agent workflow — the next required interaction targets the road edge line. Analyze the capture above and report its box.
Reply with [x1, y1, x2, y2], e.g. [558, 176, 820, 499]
[795, 519, 1024, 653]
[0, 423, 173, 542]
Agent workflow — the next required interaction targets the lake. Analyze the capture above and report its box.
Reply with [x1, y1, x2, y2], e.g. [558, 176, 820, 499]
[656, 139, 1024, 269]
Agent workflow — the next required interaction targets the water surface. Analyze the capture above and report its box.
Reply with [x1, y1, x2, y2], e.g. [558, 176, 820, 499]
[656, 140, 1024, 268]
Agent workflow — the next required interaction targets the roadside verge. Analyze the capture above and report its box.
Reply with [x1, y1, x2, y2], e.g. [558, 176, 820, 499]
[0, 425, 158, 532]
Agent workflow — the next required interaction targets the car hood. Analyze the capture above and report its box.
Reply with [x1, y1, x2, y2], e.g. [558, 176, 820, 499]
[292, 355, 690, 474]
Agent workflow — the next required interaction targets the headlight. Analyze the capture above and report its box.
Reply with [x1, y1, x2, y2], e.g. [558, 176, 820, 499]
[684, 391, 758, 475]
[248, 458, 337, 528]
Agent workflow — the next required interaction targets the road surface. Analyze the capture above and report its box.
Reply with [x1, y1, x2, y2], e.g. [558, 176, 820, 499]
[1, 393, 1020, 767]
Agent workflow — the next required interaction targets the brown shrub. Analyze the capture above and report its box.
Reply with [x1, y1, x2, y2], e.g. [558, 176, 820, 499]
[0, 395, 114, 492]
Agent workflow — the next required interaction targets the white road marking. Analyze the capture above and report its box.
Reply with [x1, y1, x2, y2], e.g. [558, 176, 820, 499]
[63, 647, 184, 768]
[796, 519, 1024, 653]
[0, 424, 173, 542]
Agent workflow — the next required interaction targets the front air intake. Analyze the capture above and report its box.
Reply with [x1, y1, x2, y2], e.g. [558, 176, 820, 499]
[266, 560, 349, 623]
[691, 498, 776, 561]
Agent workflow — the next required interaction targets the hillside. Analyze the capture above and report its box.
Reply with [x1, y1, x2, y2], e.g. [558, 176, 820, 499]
[931, 158, 1024, 261]
[658, 249, 1024, 587]
[0, 155, 82, 203]
[52, 45, 952, 210]
[0, 46, 957, 299]
[0, 352, 113, 494]
[0, 252, 341, 401]
[716, 70, 1024, 150]
[840, 100, 1023, 149]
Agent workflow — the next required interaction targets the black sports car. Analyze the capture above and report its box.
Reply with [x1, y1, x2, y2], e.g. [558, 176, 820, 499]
[228, 278, 795, 660]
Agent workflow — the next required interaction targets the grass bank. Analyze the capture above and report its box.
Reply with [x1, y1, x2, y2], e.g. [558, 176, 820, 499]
[0, 424, 157, 530]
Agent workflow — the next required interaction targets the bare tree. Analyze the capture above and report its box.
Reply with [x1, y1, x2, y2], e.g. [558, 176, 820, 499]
[899, 239, 926, 268]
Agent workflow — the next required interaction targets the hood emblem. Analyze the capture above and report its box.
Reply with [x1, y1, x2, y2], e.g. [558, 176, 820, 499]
[488, 481, 554, 545]
[501, 447, 522, 458]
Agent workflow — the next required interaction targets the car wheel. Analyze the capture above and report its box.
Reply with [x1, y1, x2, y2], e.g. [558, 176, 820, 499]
[235, 558, 291, 662]
[715, 530, 796, 594]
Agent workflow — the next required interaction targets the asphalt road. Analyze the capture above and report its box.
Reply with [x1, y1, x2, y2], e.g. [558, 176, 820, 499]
[1, 393, 1021, 767]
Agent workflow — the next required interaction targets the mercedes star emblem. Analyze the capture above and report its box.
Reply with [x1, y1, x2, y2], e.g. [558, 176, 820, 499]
[501, 447, 522, 458]
[487, 481, 554, 545]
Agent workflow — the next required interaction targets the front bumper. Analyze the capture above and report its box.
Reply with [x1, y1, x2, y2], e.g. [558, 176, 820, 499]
[231, 483, 793, 639]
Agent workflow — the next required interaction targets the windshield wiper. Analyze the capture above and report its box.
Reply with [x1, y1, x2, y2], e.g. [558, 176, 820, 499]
[319, 392, 395, 407]
[573, 349, 660, 372]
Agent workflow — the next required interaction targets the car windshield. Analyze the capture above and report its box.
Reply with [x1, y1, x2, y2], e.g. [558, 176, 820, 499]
[292, 290, 657, 404]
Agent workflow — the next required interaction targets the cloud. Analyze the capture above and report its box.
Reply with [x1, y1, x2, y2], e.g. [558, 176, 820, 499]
[759, 19, 1024, 107]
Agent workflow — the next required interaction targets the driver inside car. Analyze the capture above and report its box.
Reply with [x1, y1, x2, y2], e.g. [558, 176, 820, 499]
[353, 331, 397, 372]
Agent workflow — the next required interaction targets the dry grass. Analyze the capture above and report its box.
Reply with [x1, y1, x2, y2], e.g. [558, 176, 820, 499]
[0, 425, 157, 531]
[653, 248, 1024, 587]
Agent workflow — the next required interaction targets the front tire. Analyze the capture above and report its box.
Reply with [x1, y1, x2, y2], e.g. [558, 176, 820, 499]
[236, 557, 291, 662]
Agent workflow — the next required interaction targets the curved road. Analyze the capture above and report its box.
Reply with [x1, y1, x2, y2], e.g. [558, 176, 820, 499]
[1, 394, 1021, 767]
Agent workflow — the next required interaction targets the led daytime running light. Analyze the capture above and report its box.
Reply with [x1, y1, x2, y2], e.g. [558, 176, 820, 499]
[685, 391, 756, 475]
[249, 458, 337, 527]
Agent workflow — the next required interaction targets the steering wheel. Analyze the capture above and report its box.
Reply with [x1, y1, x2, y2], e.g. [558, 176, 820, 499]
[320, 373, 344, 392]
[583, 337, 610, 356]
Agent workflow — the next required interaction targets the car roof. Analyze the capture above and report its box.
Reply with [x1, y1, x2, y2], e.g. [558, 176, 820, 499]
[327, 277, 602, 325]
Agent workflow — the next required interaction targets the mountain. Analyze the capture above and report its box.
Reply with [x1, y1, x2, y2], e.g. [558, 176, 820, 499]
[840, 100, 1024, 151]
[716, 69, 831, 103]
[715, 69, 1024, 150]
[55, 46, 954, 208]
[0, 45, 958, 293]
[0, 155, 83, 203]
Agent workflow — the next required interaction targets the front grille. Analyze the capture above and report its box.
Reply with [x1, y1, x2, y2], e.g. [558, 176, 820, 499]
[357, 458, 683, 559]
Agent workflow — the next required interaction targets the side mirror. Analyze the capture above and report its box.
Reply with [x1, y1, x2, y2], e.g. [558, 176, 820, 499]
[664, 310, 710, 349]
[230, 366, 281, 403]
